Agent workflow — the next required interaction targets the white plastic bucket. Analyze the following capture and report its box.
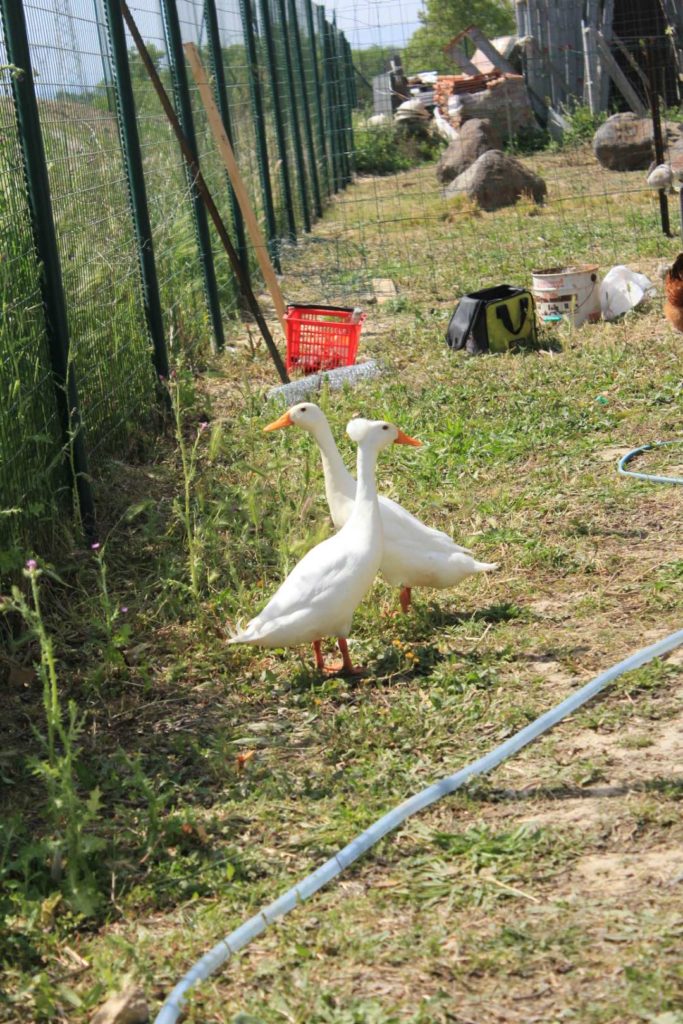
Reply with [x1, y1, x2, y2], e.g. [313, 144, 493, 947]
[531, 264, 602, 327]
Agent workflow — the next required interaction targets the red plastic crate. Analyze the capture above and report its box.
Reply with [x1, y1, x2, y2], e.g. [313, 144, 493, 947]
[284, 304, 366, 374]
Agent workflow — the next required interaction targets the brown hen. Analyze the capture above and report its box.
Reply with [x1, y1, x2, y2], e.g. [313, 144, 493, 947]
[664, 252, 683, 333]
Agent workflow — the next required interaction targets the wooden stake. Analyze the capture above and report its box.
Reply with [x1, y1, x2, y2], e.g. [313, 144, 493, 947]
[184, 42, 287, 331]
[119, 0, 289, 383]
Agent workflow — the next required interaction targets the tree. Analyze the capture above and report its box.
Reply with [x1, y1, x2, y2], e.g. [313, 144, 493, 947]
[403, 0, 515, 75]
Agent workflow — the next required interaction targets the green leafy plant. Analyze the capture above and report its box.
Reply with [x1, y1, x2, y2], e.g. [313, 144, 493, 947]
[0, 561, 104, 915]
[166, 369, 209, 599]
[559, 103, 608, 147]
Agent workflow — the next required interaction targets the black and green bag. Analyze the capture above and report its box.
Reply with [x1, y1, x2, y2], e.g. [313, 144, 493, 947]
[445, 285, 537, 355]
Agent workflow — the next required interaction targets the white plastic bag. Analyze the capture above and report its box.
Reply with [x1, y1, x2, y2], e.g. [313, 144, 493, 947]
[600, 265, 656, 321]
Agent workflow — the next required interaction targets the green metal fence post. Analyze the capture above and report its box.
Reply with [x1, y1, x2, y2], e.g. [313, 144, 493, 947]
[257, 0, 297, 241]
[341, 33, 355, 178]
[204, 0, 250, 276]
[287, 0, 322, 219]
[161, 0, 225, 351]
[332, 23, 350, 186]
[0, 0, 95, 534]
[239, 0, 281, 271]
[316, 7, 336, 192]
[103, 0, 169, 380]
[344, 35, 357, 110]
[319, 11, 341, 192]
[304, 0, 329, 197]
[276, 0, 310, 232]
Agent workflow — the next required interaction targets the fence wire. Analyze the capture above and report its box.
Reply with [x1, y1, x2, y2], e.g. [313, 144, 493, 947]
[1, 0, 681, 558]
[0, 0, 351, 557]
[0, 58, 67, 559]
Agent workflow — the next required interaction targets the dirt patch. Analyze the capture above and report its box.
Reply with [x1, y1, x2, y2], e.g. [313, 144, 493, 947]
[561, 707, 683, 779]
[596, 445, 633, 463]
[572, 848, 682, 894]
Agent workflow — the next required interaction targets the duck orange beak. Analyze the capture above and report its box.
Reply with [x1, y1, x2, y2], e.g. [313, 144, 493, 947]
[264, 411, 294, 432]
[394, 430, 421, 447]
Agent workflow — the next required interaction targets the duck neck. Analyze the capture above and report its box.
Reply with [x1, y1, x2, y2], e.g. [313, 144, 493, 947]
[312, 419, 353, 499]
[351, 442, 380, 523]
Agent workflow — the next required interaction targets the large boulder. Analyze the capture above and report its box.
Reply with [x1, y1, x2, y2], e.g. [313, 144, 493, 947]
[435, 118, 503, 184]
[593, 113, 653, 170]
[444, 149, 547, 210]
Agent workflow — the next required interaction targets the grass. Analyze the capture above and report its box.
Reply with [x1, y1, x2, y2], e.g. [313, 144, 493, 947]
[2, 136, 683, 1024]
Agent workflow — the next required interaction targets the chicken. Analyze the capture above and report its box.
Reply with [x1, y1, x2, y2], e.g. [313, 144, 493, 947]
[646, 162, 673, 191]
[664, 253, 683, 333]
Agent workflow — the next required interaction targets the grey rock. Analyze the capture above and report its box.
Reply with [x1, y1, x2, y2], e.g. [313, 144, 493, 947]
[445, 149, 547, 211]
[91, 987, 148, 1024]
[435, 118, 503, 184]
[593, 112, 653, 170]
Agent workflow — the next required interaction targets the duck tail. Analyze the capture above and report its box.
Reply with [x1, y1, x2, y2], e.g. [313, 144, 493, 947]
[474, 560, 498, 573]
[226, 619, 256, 644]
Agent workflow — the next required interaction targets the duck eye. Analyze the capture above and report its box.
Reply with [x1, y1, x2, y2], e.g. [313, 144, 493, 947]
[382, 424, 389, 430]
[299, 406, 306, 412]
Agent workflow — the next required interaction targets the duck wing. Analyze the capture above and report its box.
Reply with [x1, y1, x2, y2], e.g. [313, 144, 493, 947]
[231, 529, 378, 645]
[379, 494, 472, 554]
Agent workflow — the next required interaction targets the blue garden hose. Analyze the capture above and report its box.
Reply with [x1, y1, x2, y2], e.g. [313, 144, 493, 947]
[618, 440, 683, 485]
[154, 627, 683, 1024]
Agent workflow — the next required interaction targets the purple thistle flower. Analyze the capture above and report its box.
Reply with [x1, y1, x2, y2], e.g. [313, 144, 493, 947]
[91, 542, 101, 552]
[120, 606, 128, 614]
[25, 559, 37, 571]
[199, 420, 209, 433]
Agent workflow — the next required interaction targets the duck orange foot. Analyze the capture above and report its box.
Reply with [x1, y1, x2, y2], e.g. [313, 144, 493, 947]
[312, 638, 364, 676]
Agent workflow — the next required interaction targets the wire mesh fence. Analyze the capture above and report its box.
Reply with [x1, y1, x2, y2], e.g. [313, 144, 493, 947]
[0, 0, 353, 561]
[0, 55, 68, 562]
[1, 0, 681, 562]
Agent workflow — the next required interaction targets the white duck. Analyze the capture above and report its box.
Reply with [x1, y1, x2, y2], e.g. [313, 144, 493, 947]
[265, 403, 497, 613]
[229, 418, 421, 674]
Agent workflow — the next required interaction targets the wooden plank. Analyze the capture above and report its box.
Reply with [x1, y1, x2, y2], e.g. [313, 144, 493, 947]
[565, 0, 583, 104]
[582, 22, 596, 113]
[544, 0, 559, 107]
[611, 31, 649, 88]
[443, 40, 479, 75]
[184, 42, 288, 332]
[598, 0, 615, 110]
[588, 28, 648, 117]
[528, 35, 567, 101]
[466, 26, 517, 75]
[583, 0, 599, 107]
[514, 0, 528, 37]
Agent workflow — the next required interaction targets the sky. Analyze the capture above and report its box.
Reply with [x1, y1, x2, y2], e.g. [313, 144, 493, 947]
[323, 1, 425, 51]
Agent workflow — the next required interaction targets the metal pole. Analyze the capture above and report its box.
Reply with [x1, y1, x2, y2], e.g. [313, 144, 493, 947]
[276, 0, 310, 232]
[318, 7, 340, 192]
[161, 0, 226, 349]
[204, 0, 250, 277]
[646, 38, 671, 238]
[121, 0, 289, 384]
[342, 34, 355, 176]
[327, 19, 347, 187]
[287, 0, 322, 219]
[1, 0, 95, 535]
[334, 27, 351, 186]
[239, 0, 281, 271]
[103, 0, 169, 380]
[258, 0, 297, 240]
[304, 0, 329, 196]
